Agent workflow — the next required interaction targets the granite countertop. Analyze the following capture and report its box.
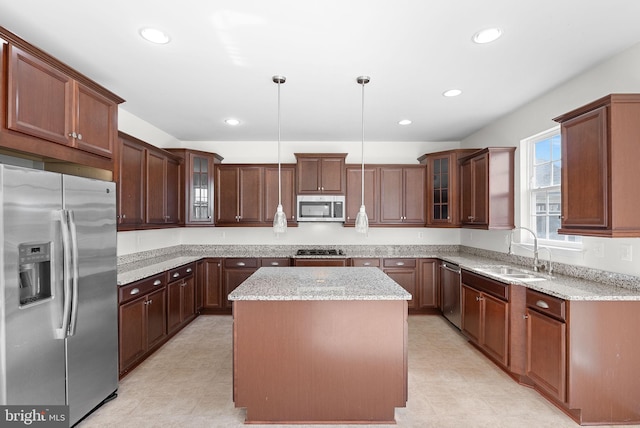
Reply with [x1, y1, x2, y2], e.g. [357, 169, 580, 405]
[228, 267, 412, 301]
[116, 245, 640, 302]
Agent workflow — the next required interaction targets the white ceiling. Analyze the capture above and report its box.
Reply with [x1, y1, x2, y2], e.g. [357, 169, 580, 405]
[2, 0, 640, 143]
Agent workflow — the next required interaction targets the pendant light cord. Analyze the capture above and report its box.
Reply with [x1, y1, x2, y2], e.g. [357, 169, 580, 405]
[277, 79, 282, 206]
[360, 79, 365, 206]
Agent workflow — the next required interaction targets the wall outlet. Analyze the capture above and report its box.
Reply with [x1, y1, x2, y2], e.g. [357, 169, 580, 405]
[619, 244, 633, 262]
[418, 232, 424, 239]
[593, 243, 605, 258]
[469, 231, 473, 241]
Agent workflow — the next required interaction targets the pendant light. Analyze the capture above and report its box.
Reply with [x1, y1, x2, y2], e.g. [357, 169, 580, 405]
[272, 75, 287, 234]
[355, 76, 370, 234]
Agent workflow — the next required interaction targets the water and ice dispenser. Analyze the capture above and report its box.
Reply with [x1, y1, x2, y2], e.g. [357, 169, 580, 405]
[18, 242, 52, 306]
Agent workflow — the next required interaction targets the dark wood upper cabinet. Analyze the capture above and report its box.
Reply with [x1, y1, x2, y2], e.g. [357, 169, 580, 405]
[264, 165, 296, 225]
[379, 166, 426, 225]
[115, 132, 181, 230]
[2, 34, 122, 171]
[419, 149, 478, 227]
[167, 149, 223, 226]
[459, 147, 515, 230]
[295, 153, 346, 194]
[553, 94, 640, 237]
[345, 166, 378, 226]
[215, 165, 264, 225]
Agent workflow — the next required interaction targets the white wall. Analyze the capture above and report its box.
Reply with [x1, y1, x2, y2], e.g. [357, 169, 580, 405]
[460, 42, 640, 276]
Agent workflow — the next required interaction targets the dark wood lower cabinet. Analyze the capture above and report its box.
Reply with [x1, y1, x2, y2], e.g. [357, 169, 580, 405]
[293, 258, 348, 267]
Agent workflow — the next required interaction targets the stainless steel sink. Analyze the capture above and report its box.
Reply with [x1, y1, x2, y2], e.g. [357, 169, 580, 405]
[475, 266, 548, 282]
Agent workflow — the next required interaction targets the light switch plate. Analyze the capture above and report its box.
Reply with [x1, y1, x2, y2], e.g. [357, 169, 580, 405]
[619, 244, 633, 262]
[593, 243, 604, 258]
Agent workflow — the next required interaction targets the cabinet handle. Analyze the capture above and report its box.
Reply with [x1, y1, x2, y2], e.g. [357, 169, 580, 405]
[153, 280, 162, 286]
[270, 262, 279, 266]
[181, 282, 186, 287]
[523, 314, 529, 319]
[186, 268, 192, 273]
[148, 299, 153, 304]
[363, 262, 371, 266]
[236, 262, 246, 266]
[173, 272, 180, 278]
[130, 288, 140, 295]
[476, 296, 483, 301]
[77, 133, 83, 140]
[68, 132, 78, 138]
[535, 300, 550, 309]
[395, 262, 405, 266]
[121, 214, 126, 219]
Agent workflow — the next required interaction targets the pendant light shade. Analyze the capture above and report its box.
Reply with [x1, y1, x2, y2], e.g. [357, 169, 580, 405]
[355, 76, 370, 234]
[272, 75, 287, 234]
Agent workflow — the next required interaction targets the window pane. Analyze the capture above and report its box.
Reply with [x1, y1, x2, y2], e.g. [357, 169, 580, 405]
[549, 215, 561, 240]
[536, 216, 548, 239]
[442, 189, 448, 204]
[548, 191, 561, 214]
[441, 159, 448, 173]
[534, 163, 551, 187]
[535, 192, 547, 214]
[552, 161, 561, 186]
[433, 159, 441, 174]
[535, 139, 550, 164]
[551, 135, 561, 161]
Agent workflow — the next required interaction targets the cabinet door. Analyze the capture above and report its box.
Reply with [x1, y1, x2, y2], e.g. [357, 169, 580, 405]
[224, 268, 257, 308]
[320, 157, 345, 193]
[195, 260, 204, 312]
[188, 153, 214, 224]
[403, 167, 426, 224]
[165, 156, 180, 224]
[526, 309, 567, 402]
[380, 167, 403, 223]
[146, 288, 167, 349]
[346, 166, 377, 225]
[482, 293, 509, 366]
[297, 157, 321, 193]
[561, 106, 608, 229]
[166, 280, 182, 333]
[384, 268, 417, 309]
[238, 167, 264, 222]
[7, 45, 73, 146]
[117, 138, 145, 226]
[146, 150, 167, 224]
[216, 166, 240, 223]
[418, 259, 438, 309]
[460, 154, 488, 226]
[294, 259, 348, 267]
[461, 285, 482, 343]
[203, 259, 223, 309]
[118, 297, 146, 373]
[74, 82, 116, 158]
[264, 166, 296, 224]
[428, 155, 453, 225]
[181, 276, 196, 323]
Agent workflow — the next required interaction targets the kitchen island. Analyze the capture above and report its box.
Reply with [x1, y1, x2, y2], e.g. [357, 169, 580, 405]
[228, 267, 411, 424]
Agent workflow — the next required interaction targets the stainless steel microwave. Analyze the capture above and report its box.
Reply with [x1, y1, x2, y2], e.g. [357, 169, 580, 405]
[297, 195, 345, 222]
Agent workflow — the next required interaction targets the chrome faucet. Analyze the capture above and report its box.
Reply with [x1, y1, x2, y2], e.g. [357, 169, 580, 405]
[508, 227, 544, 272]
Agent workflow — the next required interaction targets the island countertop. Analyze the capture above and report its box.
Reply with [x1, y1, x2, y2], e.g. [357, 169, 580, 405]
[228, 266, 412, 301]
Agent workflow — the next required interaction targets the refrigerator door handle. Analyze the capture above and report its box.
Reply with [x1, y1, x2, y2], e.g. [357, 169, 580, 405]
[68, 210, 80, 337]
[55, 210, 73, 339]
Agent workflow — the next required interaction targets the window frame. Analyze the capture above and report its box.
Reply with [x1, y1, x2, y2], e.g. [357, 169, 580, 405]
[522, 126, 582, 250]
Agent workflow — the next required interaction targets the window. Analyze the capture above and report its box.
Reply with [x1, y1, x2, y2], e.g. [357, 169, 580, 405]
[526, 128, 581, 246]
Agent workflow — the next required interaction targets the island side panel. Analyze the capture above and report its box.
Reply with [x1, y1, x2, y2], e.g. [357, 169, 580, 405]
[233, 299, 408, 424]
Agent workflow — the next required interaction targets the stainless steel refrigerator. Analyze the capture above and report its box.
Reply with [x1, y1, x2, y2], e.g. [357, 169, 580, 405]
[0, 164, 118, 426]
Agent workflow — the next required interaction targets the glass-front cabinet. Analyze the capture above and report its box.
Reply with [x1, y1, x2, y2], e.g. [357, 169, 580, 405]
[420, 149, 478, 227]
[168, 149, 223, 226]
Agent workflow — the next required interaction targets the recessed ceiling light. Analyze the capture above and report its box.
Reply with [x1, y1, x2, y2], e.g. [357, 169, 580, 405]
[443, 89, 462, 97]
[472, 27, 502, 44]
[139, 27, 171, 44]
[398, 119, 412, 126]
[225, 118, 240, 126]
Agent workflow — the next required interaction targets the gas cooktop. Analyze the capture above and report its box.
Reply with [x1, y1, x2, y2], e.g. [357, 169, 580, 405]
[295, 249, 345, 256]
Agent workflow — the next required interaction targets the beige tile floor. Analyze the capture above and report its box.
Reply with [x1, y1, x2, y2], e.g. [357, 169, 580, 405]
[80, 315, 633, 428]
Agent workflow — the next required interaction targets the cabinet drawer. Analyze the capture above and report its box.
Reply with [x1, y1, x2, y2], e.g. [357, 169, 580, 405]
[352, 258, 381, 267]
[168, 263, 196, 281]
[260, 258, 291, 267]
[526, 289, 566, 321]
[383, 258, 416, 268]
[119, 273, 166, 304]
[224, 258, 260, 269]
[461, 270, 508, 301]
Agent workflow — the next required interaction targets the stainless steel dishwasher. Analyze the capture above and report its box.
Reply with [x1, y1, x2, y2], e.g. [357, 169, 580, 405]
[440, 261, 461, 329]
